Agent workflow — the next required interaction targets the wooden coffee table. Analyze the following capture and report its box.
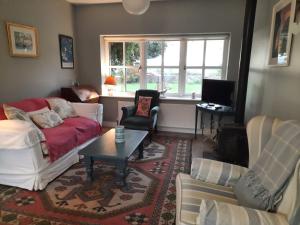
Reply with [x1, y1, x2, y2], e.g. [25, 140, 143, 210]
[78, 129, 148, 186]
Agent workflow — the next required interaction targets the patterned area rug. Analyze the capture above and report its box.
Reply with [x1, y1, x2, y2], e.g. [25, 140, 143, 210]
[0, 134, 191, 225]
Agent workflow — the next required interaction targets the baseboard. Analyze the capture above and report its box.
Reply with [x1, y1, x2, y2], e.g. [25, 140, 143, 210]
[103, 121, 211, 134]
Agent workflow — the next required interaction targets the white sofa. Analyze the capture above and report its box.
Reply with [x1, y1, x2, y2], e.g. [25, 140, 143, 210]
[0, 102, 103, 191]
[176, 116, 300, 225]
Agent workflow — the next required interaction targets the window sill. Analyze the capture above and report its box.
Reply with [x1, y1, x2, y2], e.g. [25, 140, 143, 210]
[100, 94, 202, 103]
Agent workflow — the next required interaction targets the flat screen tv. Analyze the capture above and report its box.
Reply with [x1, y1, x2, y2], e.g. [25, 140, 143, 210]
[201, 79, 235, 106]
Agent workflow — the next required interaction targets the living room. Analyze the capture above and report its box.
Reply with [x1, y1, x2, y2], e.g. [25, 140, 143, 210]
[0, 0, 300, 224]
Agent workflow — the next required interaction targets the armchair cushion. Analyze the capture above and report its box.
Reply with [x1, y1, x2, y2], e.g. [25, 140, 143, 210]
[121, 116, 152, 130]
[197, 200, 288, 225]
[191, 158, 248, 187]
[136, 96, 152, 117]
[176, 173, 238, 225]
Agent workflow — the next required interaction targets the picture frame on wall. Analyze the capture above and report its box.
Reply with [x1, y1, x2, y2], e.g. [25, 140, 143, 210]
[268, 0, 293, 66]
[59, 34, 74, 69]
[6, 22, 39, 57]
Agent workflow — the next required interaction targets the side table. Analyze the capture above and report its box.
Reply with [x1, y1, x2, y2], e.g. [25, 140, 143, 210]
[194, 103, 235, 139]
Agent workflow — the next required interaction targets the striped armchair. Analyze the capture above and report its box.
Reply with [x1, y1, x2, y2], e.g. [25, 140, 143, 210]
[176, 116, 300, 225]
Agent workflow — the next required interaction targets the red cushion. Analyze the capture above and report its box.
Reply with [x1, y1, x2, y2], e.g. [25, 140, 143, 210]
[6, 98, 49, 112]
[135, 96, 152, 117]
[0, 105, 6, 120]
[42, 124, 78, 162]
[63, 116, 101, 145]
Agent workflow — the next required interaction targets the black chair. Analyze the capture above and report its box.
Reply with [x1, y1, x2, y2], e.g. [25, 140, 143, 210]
[120, 89, 160, 141]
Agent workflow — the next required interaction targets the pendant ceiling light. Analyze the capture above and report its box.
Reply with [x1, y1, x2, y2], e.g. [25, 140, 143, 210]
[122, 0, 150, 15]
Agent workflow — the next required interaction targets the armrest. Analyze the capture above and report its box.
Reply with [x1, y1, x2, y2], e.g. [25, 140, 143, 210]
[197, 200, 288, 225]
[191, 158, 248, 187]
[150, 106, 160, 118]
[0, 120, 41, 149]
[71, 103, 103, 125]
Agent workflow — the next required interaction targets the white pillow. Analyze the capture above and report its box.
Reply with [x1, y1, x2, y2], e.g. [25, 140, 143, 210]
[27, 107, 50, 116]
[31, 110, 63, 128]
[47, 98, 77, 119]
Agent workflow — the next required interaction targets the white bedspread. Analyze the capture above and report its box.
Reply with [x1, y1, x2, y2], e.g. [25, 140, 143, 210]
[0, 120, 41, 149]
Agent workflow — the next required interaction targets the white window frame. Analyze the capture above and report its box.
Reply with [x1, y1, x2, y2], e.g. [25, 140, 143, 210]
[100, 34, 230, 97]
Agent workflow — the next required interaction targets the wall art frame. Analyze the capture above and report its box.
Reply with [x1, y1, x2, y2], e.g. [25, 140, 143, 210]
[59, 34, 74, 69]
[6, 22, 39, 58]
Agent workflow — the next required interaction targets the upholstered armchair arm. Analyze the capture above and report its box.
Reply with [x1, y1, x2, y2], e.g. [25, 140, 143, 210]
[71, 103, 103, 125]
[197, 199, 288, 225]
[191, 158, 248, 187]
[120, 105, 136, 125]
[150, 106, 160, 118]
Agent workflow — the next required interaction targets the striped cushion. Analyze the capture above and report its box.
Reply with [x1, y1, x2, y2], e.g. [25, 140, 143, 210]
[191, 158, 248, 187]
[197, 200, 289, 225]
[176, 173, 238, 225]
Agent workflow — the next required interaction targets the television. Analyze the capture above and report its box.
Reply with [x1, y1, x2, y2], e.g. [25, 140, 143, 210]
[201, 79, 235, 107]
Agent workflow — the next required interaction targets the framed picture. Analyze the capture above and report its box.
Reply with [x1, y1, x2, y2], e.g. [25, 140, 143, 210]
[59, 35, 74, 69]
[268, 0, 293, 66]
[6, 22, 38, 57]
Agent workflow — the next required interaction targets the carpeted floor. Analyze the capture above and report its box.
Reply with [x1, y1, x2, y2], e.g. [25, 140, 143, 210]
[0, 133, 192, 225]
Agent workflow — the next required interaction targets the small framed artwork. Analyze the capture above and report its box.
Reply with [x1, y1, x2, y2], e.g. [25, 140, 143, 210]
[6, 22, 39, 57]
[59, 34, 74, 69]
[268, 0, 293, 66]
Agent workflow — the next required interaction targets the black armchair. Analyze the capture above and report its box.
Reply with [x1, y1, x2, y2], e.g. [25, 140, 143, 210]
[120, 89, 160, 141]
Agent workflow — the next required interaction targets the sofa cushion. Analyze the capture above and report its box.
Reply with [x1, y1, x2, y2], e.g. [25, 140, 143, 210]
[47, 98, 77, 119]
[176, 173, 238, 225]
[42, 124, 78, 162]
[31, 110, 64, 129]
[63, 116, 101, 145]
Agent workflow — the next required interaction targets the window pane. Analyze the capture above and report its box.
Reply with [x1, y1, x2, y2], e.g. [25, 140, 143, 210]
[110, 42, 123, 66]
[111, 68, 124, 92]
[204, 69, 222, 80]
[164, 68, 179, 93]
[146, 41, 162, 66]
[164, 41, 180, 66]
[146, 68, 161, 90]
[126, 68, 140, 92]
[125, 42, 140, 66]
[185, 69, 202, 94]
[186, 41, 204, 66]
[205, 40, 224, 66]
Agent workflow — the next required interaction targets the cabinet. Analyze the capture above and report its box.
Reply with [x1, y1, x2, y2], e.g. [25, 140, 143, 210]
[61, 86, 100, 103]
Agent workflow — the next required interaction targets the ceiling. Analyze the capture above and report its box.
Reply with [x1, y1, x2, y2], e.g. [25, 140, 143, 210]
[66, 0, 163, 4]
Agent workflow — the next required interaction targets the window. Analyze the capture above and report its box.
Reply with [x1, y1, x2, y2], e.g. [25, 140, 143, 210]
[101, 34, 229, 97]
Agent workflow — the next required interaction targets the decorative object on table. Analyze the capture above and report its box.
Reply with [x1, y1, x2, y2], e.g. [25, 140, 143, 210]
[115, 125, 125, 143]
[192, 92, 196, 99]
[59, 34, 74, 69]
[120, 89, 160, 142]
[122, 0, 150, 15]
[159, 88, 167, 98]
[6, 22, 38, 57]
[0, 134, 191, 225]
[268, 0, 293, 66]
[104, 75, 117, 96]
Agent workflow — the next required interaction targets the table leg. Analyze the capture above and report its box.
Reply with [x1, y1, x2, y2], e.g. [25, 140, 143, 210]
[210, 113, 214, 134]
[138, 142, 144, 159]
[194, 105, 198, 139]
[200, 111, 204, 135]
[84, 156, 94, 181]
[117, 160, 128, 187]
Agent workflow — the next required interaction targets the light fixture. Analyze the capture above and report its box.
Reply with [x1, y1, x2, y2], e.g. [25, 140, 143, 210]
[122, 0, 150, 15]
[104, 76, 117, 96]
